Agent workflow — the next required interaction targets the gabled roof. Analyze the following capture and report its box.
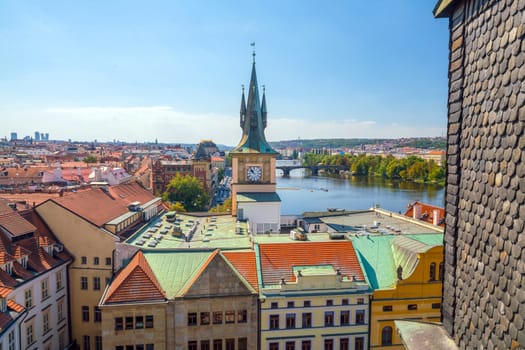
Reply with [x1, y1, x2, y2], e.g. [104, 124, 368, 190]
[223, 250, 259, 292]
[404, 201, 445, 227]
[48, 181, 156, 227]
[103, 251, 165, 304]
[257, 241, 365, 287]
[0, 199, 36, 237]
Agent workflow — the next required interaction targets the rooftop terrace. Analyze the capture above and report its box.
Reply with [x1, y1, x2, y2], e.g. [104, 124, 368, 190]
[125, 212, 252, 250]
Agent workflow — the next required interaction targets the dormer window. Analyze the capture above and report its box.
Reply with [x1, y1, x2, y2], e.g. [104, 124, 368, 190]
[19, 256, 28, 269]
[0, 297, 6, 312]
[3, 263, 12, 275]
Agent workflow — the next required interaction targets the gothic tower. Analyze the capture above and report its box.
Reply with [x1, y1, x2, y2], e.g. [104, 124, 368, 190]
[230, 52, 281, 234]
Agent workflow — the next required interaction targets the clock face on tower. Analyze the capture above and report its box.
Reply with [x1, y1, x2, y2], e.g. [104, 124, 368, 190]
[246, 166, 262, 182]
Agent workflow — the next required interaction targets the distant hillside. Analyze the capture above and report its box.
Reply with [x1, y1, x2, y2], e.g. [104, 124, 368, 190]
[269, 137, 446, 150]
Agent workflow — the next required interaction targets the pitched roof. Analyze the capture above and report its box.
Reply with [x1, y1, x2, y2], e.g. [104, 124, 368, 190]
[404, 201, 445, 227]
[0, 198, 36, 237]
[350, 233, 443, 290]
[223, 250, 259, 292]
[103, 251, 165, 304]
[143, 250, 215, 299]
[50, 181, 155, 227]
[257, 241, 365, 287]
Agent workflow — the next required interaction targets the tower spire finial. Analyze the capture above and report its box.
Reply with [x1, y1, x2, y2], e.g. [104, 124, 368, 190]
[250, 42, 256, 63]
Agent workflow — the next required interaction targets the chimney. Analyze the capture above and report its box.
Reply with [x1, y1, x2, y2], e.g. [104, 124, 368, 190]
[433, 209, 441, 226]
[412, 204, 422, 219]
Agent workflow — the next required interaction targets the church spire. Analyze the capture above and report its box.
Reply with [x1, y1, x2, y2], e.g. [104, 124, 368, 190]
[240, 85, 246, 128]
[261, 85, 267, 129]
[231, 48, 277, 154]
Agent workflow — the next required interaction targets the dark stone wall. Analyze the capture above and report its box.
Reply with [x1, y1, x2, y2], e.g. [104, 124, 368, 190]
[442, 0, 525, 348]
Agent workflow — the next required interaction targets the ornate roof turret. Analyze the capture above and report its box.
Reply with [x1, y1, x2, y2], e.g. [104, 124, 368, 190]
[231, 51, 277, 155]
[240, 85, 246, 128]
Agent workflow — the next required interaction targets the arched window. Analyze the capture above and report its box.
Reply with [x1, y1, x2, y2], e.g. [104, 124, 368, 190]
[429, 262, 436, 281]
[439, 262, 444, 281]
[382, 326, 393, 346]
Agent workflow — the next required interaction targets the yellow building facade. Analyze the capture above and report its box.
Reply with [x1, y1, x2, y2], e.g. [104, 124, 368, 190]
[351, 234, 443, 349]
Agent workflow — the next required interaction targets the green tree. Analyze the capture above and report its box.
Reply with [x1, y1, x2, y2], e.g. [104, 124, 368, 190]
[162, 174, 209, 212]
[292, 149, 299, 160]
[169, 202, 186, 212]
[209, 198, 232, 213]
[83, 155, 97, 164]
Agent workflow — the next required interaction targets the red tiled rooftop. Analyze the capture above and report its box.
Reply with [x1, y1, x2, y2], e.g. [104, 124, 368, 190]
[223, 251, 258, 292]
[0, 199, 36, 237]
[103, 251, 165, 304]
[7, 299, 24, 313]
[404, 201, 445, 227]
[257, 241, 365, 286]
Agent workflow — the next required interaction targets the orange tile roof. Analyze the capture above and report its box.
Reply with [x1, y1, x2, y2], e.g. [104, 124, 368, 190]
[7, 299, 24, 313]
[404, 201, 445, 227]
[257, 241, 365, 286]
[50, 181, 155, 227]
[103, 251, 165, 304]
[0, 286, 12, 298]
[223, 251, 258, 292]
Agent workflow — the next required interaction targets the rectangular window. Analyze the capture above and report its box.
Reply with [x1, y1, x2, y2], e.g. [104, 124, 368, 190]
[225, 310, 235, 323]
[24, 288, 32, 308]
[341, 298, 349, 305]
[135, 316, 144, 329]
[8, 330, 15, 350]
[238, 338, 247, 350]
[106, 257, 112, 266]
[237, 310, 247, 323]
[125, 316, 133, 329]
[56, 270, 63, 290]
[200, 312, 210, 325]
[287, 301, 295, 308]
[340, 310, 350, 325]
[326, 299, 333, 306]
[324, 311, 334, 326]
[355, 337, 365, 350]
[188, 312, 197, 326]
[115, 317, 123, 330]
[81, 277, 88, 290]
[408, 304, 418, 310]
[41, 279, 50, 300]
[213, 311, 223, 324]
[82, 306, 89, 322]
[93, 257, 99, 265]
[432, 303, 442, 309]
[356, 310, 365, 324]
[201, 340, 210, 350]
[271, 302, 278, 309]
[83, 335, 90, 350]
[340, 338, 349, 350]
[269, 314, 279, 329]
[26, 324, 33, 345]
[93, 277, 101, 291]
[58, 300, 65, 321]
[285, 342, 295, 350]
[81, 256, 87, 264]
[303, 300, 311, 307]
[383, 305, 393, 312]
[213, 339, 222, 350]
[357, 297, 365, 304]
[146, 345, 154, 350]
[301, 340, 311, 350]
[302, 312, 312, 328]
[269, 343, 279, 350]
[225, 339, 235, 350]
[286, 313, 296, 329]
[145, 315, 154, 328]
[126, 345, 134, 350]
[188, 341, 197, 350]
[95, 336, 102, 350]
[94, 306, 101, 322]
[43, 312, 50, 333]
[323, 339, 333, 350]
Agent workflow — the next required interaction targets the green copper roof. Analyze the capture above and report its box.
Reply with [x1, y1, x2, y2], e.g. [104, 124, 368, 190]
[433, 0, 456, 18]
[143, 250, 214, 298]
[350, 233, 443, 290]
[236, 192, 281, 203]
[231, 61, 278, 154]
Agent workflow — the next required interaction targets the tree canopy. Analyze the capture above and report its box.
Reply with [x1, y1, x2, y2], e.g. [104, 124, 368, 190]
[162, 174, 209, 212]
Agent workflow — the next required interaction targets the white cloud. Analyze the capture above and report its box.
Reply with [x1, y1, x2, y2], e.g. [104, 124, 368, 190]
[2, 106, 444, 145]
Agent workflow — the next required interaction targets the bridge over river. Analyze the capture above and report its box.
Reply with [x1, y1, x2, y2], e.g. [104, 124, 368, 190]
[275, 161, 349, 177]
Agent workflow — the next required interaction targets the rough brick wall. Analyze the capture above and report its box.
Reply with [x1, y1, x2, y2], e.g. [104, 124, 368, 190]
[442, 0, 525, 348]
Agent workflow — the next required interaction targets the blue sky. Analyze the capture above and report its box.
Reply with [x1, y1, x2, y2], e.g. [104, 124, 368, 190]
[0, 1, 449, 145]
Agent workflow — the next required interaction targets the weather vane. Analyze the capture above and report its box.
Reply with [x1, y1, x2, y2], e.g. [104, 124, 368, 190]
[251, 42, 256, 63]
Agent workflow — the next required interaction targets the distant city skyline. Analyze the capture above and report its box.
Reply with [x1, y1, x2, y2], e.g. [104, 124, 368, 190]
[1, 1, 448, 145]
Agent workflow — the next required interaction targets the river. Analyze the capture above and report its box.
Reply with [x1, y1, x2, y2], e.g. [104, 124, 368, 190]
[275, 162, 445, 215]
